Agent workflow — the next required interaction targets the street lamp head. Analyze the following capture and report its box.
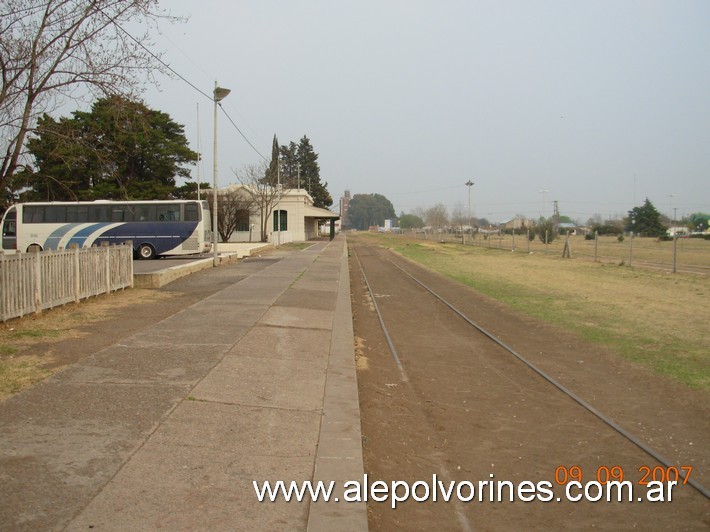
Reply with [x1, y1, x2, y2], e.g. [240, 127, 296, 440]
[465, 180, 474, 187]
[214, 86, 231, 102]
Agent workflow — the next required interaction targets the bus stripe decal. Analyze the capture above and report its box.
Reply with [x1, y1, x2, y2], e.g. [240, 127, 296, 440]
[43, 224, 83, 250]
[66, 223, 111, 248]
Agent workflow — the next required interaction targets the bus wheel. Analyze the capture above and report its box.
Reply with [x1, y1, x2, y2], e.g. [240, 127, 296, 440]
[27, 244, 42, 253]
[138, 244, 156, 260]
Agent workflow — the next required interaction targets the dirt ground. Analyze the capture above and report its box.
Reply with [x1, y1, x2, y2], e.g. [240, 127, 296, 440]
[349, 237, 709, 531]
[2, 240, 707, 530]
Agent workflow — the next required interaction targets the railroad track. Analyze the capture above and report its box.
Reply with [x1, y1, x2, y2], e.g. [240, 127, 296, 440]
[350, 238, 709, 530]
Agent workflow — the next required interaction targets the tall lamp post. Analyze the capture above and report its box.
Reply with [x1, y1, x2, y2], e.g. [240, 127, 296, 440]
[465, 180, 474, 243]
[212, 82, 231, 266]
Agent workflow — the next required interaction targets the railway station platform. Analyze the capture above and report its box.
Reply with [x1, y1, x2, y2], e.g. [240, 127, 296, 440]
[0, 235, 367, 531]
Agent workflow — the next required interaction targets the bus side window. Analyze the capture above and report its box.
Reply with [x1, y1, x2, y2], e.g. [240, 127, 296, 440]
[66, 205, 88, 222]
[185, 203, 198, 222]
[156, 205, 180, 221]
[136, 205, 156, 222]
[112, 205, 132, 222]
[24, 206, 44, 223]
[45, 205, 66, 223]
[89, 205, 110, 222]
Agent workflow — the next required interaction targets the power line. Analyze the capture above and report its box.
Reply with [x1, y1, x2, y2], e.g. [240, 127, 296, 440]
[218, 104, 268, 162]
[93, 4, 268, 161]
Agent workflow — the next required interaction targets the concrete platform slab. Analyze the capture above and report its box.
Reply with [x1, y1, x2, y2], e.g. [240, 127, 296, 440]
[123, 323, 252, 346]
[149, 401, 321, 455]
[60, 343, 226, 385]
[230, 325, 331, 360]
[67, 444, 315, 531]
[1, 236, 366, 531]
[292, 278, 340, 292]
[259, 307, 334, 329]
[191, 354, 327, 411]
[275, 288, 338, 311]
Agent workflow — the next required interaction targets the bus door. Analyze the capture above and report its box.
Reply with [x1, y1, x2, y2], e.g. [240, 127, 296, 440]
[1, 206, 17, 250]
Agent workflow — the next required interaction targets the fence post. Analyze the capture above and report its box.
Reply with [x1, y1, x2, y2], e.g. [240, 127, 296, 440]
[527, 229, 530, 253]
[102, 242, 110, 294]
[33, 248, 42, 315]
[562, 232, 571, 258]
[0, 252, 5, 321]
[126, 241, 134, 288]
[673, 235, 677, 274]
[71, 244, 80, 303]
[594, 231, 598, 262]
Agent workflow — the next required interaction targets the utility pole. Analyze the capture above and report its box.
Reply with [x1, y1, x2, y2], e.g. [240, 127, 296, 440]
[276, 155, 280, 246]
[553, 200, 560, 229]
[466, 180, 474, 243]
[196, 103, 201, 200]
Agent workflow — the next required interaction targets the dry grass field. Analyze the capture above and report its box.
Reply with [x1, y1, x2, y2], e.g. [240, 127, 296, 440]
[363, 232, 709, 389]
[410, 231, 710, 272]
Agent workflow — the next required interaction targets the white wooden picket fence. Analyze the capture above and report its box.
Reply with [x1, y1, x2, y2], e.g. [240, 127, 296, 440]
[0, 243, 133, 322]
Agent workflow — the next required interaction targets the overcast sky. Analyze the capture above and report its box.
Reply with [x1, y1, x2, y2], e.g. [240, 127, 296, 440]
[139, 0, 709, 223]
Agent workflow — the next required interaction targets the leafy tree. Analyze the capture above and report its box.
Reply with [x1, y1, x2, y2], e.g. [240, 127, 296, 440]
[399, 213, 425, 229]
[20, 96, 196, 201]
[536, 218, 558, 243]
[1, 0, 179, 207]
[688, 212, 709, 232]
[173, 181, 211, 200]
[626, 198, 666, 237]
[348, 193, 395, 230]
[590, 221, 624, 236]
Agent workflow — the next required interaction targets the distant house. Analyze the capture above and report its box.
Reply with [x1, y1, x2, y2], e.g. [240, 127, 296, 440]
[502, 217, 534, 231]
[556, 222, 591, 235]
[219, 185, 339, 243]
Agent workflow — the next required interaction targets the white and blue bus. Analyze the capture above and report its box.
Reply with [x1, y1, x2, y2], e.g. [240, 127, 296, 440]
[1, 200, 212, 259]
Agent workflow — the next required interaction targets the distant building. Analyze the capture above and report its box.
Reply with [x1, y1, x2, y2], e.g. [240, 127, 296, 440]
[218, 185, 338, 243]
[340, 190, 351, 229]
[502, 217, 534, 231]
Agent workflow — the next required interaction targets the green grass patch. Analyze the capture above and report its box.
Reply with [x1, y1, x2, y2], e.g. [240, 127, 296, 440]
[10, 329, 59, 340]
[0, 344, 19, 357]
[0, 358, 50, 398]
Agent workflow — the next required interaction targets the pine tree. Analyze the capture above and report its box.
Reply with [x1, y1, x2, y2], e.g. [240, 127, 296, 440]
[627, 198, 666, 237]
[265, 134, 280, 186]
[296, 136, 332, 208]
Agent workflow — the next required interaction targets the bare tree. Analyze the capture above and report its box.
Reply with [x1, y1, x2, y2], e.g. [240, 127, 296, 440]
[450, 202, 467, 230]
[0, 0, 180, 203]
[234, 161, 282, 242]
[206, 187, 257, 243]
[425, 203, 449, 230]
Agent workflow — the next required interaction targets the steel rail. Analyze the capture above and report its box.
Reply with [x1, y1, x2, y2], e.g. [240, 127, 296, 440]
[356, 244, 708, 499]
